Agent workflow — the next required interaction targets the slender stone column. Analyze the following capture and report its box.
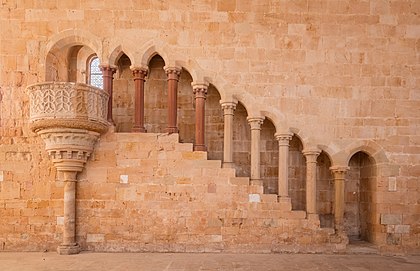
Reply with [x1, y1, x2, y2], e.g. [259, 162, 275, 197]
[58, 170, 80, 255]
[303, 149, 321, 215]
[247, 117, 264, 185]
[330, 166, 349, 231]
[220, 101, 237, 168]
[131, 67, 148, 132]
[164, 66, 181, 134]
[275, 133, 293, 200]
[100, 65, 117, 124]
[192, 83, 208, 151]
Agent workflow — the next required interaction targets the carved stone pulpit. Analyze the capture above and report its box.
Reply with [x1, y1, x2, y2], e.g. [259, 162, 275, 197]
[28, 82, 109, 254]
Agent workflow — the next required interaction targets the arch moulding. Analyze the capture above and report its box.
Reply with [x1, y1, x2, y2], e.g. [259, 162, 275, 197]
[329, 140, 389, 167]
[44, 29, 102, 62]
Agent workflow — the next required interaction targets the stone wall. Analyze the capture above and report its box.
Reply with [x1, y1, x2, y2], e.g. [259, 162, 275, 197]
[0, 0, 419, 254]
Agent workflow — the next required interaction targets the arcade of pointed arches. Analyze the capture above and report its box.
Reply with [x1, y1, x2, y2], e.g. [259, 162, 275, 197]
[43, 32, 390, 244]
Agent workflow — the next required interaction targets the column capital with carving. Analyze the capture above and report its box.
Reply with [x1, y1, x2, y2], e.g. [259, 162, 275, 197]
[99, 64, 117, 73]
[303, 148, 321, 163]
[131, 66, 148, 79]
[247, 116, 264, 130]
[330, 166, 349, 180]
[275, 132, 293, 145]
[164, 66, 182, 80]
[220, 101, 237, 116]
[192, 83, 208, 99]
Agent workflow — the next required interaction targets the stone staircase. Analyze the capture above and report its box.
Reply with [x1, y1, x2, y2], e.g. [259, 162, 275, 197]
[76, 131, 344, 253]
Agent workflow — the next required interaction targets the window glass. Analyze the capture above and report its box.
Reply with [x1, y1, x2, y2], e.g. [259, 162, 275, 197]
[90, 57, 103, 89]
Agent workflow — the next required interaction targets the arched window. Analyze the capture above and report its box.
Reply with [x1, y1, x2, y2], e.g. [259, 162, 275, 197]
[89, 56, 103, 89]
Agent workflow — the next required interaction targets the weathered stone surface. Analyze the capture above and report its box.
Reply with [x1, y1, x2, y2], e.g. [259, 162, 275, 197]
[0, 0, 419, 255]
[381, 214, 403, 225]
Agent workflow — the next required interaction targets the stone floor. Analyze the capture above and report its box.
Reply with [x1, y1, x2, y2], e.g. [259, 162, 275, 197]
[0, 252, 419, 271]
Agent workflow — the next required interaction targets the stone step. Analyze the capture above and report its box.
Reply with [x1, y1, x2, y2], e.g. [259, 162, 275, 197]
[261, 194, 278, 203]
[229, 177, 249, 186]
[181, 151, 208, 160]
[248, 184, 263, 194]
[115, 132, 179, 143]
[219, 167, 236, 178]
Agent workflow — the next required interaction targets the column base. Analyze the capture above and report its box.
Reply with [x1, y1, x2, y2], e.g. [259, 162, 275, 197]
[132, 126, 147, 133]
[165, 127, 178, 134]
[222, 162, 235, 168]
[57, 243, 80, 255]
[193, 144, 207, 152]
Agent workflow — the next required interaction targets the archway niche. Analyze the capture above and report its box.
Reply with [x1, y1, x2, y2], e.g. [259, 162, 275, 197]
[260, 119, 278, 194]
[112, 53, 134, 132]
[205, 85, 223, 160]
[177, 68, 194, 143]
[232, 102, 251, 178]
[288, 136, 306, 210]
[316, 151, 334, 228]
[345, 151, 376, 242]
[46, 44, 94, 82]
[68, 46, 82, 82]
[144, 55, 167, 133]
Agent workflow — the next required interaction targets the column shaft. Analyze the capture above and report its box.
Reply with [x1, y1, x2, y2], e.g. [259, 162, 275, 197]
[221, 102, 236, 168]
[165, 67, 181, 134]
[248, 117, 264, 185]
[58, 170, 80, 255]
[303, 150, 321, 214]
[276, 133, 292, 198]
[132, 67, 148, 132]
[193, 84, 208, 151]
[63, 180, 76, 245]
[330, 166, 348, 230]
[100, 66, 116, 124]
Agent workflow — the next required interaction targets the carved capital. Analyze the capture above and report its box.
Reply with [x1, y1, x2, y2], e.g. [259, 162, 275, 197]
[275, 132, 293, 146]
[247, 117, 264, 130]
[131, 66, 148, 80]
[303, 149, 321, 163]
[192, 83, 208, 99]
[164, 66, 182, 80]
[38, 128, 100, 173]
[99, 65, 117, 77]
[330, 166, 349, 180]
[220, 101, 237, 116]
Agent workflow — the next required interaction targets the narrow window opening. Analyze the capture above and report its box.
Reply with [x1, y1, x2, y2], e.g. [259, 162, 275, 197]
[89, 57, 103, 89]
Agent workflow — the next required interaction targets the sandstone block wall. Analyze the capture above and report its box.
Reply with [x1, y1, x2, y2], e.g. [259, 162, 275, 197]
[0, 0, 419, 254]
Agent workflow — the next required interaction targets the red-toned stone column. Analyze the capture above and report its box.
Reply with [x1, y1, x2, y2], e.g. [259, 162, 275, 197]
[330, 166, 349, 232]
[192, 83, 208, 151]
[248, 117, 264, 186]
[131, 67, 148, 132]
[275, 133, 293, 202]
[220, 101, 237, 168]
[100, 65, 116, 124]
[303, 149, 321, 216]
[164, 66, 181, 134]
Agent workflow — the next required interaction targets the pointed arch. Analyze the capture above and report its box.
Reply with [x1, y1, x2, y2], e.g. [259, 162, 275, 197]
[138, 42, 170, 67]
[109, 45, 135, 66]
[330, 140, 389, 167]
